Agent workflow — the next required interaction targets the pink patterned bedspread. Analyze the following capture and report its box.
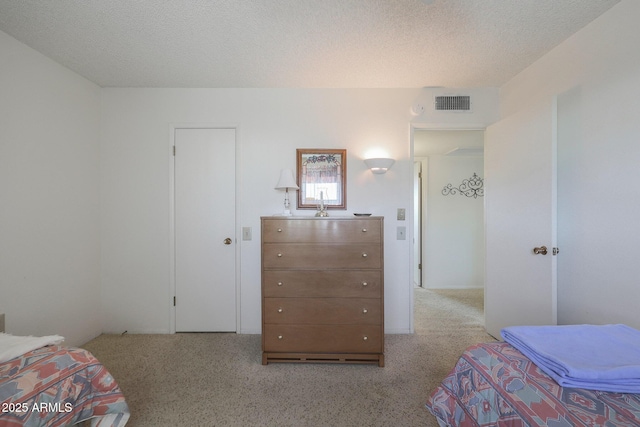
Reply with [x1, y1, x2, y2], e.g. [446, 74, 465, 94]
[426, 342, 640, 427]
[0, 345, 129, 427]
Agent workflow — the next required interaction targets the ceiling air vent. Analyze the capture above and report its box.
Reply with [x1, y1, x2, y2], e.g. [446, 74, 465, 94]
[434, 95, 471, 112]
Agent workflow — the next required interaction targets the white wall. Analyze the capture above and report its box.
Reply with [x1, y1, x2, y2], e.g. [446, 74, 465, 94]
[100, 89, 416, 334]
[424, 155, 484, 289]
[499, 0, 640, 329]
[0, 31, 102, 346]
[100, 87, 499, 334]
[4, 0, 634, 342]
[0, 34, 499, 340]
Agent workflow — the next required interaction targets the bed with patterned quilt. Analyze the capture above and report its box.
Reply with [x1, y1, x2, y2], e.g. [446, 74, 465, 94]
[0, 342, 129, 427]
[426, 342, 640, 427]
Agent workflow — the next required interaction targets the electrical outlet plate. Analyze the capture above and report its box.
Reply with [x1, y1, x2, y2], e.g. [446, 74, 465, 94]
[397, 226, 406, 240]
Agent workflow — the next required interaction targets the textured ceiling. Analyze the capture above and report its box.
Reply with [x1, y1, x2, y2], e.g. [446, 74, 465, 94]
[0, 0, 620, 88]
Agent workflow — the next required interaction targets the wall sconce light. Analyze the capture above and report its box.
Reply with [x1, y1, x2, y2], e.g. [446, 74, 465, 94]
[274, 169, 299, 216]
[364, 158, 395, 174]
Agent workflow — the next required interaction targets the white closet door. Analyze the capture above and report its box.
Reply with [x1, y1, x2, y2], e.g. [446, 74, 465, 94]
[175, 128, 236, 332]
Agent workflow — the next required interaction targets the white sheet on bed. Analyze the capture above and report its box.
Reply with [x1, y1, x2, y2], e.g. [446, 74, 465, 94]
[0, 332, 64, 363]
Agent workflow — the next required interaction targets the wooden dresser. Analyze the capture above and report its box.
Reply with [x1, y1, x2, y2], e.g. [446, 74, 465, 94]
[261, 216, 384, 367]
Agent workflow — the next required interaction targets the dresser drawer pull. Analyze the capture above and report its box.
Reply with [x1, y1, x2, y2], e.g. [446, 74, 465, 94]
[363, 336, 368, 341]
[277, 228, 282, 232]
[277, 282, 283, 286]
[362, 228, 367, 232]
[362, 308, 368, 314]
[278, 335, 283, 340]
[362, 282, 368, 287]
[277, 253, 282, 257]
[362, 253, 367, 257]
[277, 308, 283, 313]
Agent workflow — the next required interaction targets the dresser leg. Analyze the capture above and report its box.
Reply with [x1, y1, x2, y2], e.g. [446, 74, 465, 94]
[378, 355, 385, 367]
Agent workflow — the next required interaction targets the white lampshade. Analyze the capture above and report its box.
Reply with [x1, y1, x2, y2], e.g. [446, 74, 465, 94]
[275, 169, 299, 190]
[274, 169, 299, 216]
[364, 158, 395, 174]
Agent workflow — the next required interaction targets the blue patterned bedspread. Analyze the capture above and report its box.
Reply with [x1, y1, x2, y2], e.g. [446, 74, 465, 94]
[0, 345, 129, 426]
[426, 342, 640, 427]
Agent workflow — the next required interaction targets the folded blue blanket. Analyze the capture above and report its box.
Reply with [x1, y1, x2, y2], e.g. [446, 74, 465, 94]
[501, 324, 640, 393]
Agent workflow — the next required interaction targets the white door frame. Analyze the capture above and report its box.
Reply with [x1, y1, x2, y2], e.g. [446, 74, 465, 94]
[409, 123, 487, 334]
[413, 159, 423, 288]
[168, 123, 242, 334]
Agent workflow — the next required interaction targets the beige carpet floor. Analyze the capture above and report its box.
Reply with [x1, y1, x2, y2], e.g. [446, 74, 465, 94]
[82, 288, 495, 427]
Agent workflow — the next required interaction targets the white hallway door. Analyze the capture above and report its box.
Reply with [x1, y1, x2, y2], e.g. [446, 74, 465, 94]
[174, 128, 236, 332]
[484, 99, 558, 338]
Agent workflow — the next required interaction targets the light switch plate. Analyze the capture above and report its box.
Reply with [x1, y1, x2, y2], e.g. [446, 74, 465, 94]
[397, 226, 406, 240]
[242, 227, 252, 241]
[397, 208, 406, 221]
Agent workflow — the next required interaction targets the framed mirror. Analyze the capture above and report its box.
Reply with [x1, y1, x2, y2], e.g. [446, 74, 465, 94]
[296, 149, 346, 210]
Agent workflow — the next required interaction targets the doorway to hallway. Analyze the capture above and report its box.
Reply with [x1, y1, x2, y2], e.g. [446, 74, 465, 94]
[413, 130, 485, 291]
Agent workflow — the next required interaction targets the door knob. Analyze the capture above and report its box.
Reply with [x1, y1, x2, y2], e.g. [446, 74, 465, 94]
[533, 245, 547, 255]
[223, 238, 232, 245]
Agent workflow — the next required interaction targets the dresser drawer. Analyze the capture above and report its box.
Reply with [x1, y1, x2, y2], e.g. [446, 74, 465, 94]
[263, 270, 382, 298]
[263, 324, 382, 353]
[262, 218, 381, 243]
[264, 298, 381, 325]
[263, 243, 381, 269]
